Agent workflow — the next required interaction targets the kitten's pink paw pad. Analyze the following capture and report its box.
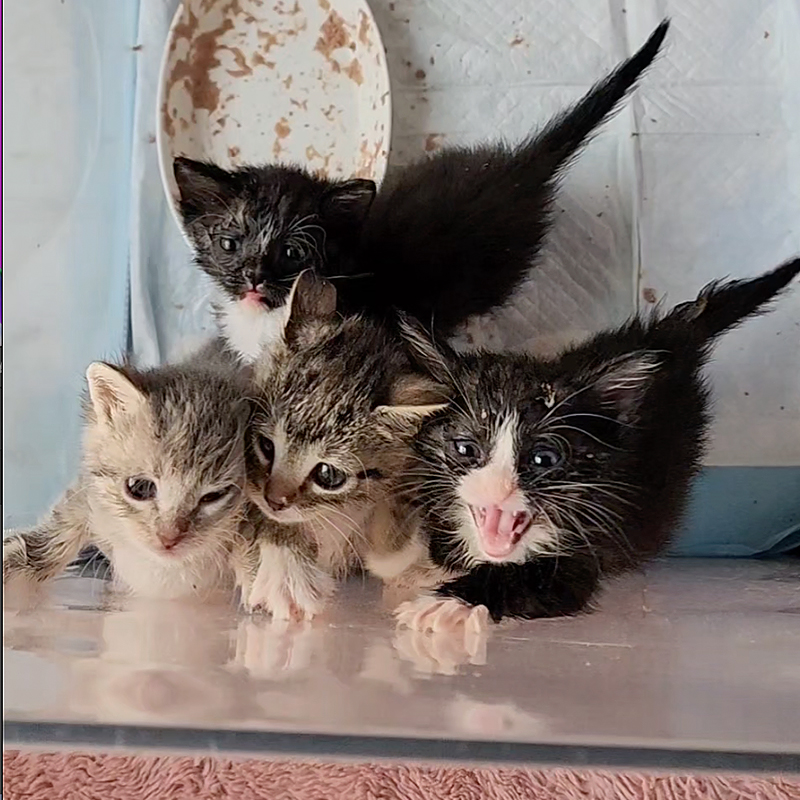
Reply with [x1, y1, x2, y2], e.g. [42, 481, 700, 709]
[395, 596, 490, 634]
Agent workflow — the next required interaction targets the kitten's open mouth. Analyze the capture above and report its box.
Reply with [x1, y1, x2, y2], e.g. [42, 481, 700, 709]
[469, 506, 532, 559]
[240, 287, 288, 310]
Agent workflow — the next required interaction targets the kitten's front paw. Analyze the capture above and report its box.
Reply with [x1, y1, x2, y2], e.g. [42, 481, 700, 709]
[245, 544, 334, 621]
[3, 536, 48, 610]
[395, 595, 490, 634]
[393, 597, 490, 675]
[3, 534, 28, 585]
[246, 586, 320, 622]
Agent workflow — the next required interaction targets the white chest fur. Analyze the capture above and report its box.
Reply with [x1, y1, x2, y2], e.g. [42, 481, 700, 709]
[218, 297, 289, 364]
[105, 539, 233, 600]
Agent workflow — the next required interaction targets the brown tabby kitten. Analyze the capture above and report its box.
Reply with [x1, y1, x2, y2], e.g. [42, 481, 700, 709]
[238, 271, 449, 620]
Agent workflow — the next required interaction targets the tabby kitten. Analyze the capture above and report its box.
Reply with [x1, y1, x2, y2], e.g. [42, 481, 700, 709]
[394, 258, 800, 629]
[3, 359, 253, 600]
[238, 271, 449, 620]
[174, 21, 669, 362]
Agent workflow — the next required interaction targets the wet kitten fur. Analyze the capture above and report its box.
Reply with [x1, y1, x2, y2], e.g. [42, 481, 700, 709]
[238, 271, 449, 619]
[174, 21, 669, 361]
[3, 359, 254, 600]
[397, 258, 800, 624]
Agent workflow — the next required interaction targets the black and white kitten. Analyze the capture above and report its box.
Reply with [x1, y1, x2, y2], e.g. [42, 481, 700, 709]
[394, 258, 800, 629]
[173, 21, 670, 362]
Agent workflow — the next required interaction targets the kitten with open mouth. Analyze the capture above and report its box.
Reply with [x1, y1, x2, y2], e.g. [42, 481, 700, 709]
[173, 21, 670, 363]
[394, 257, 800, 631]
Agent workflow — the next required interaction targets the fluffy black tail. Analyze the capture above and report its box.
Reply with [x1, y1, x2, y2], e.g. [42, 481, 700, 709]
[529, 19, 670, 176]
[350, 21, 670, 334]
[666, 257, 800, 342]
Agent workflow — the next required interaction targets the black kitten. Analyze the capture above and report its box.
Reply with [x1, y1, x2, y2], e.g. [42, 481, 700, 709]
[394, 258, 800, 627]
[174, 21, 670, 362]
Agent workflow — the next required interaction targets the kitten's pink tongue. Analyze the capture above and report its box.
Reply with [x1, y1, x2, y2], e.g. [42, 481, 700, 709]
[242, 290, 264, 307]
[473, 506, 531, 559]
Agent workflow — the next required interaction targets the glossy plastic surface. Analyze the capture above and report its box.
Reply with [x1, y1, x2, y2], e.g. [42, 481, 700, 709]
[5, 559, 800, 771]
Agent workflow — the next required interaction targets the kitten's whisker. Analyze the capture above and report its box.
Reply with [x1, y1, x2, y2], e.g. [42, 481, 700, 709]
[545, 424, 623, 451]
[312, 513, 365, 571]
[319, 505, 370, 543]
[537, 383, 597, 427]
[325, 272, 376, 282]
[538, 500, 603, 572]
[552, 498, 636, 563]
[549, 412, 638, 429]
[540, 481, 638, 505]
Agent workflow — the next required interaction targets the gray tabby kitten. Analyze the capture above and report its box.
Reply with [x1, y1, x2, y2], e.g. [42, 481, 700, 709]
[3, 358, 254, 600]
[238, 271, 449, 620]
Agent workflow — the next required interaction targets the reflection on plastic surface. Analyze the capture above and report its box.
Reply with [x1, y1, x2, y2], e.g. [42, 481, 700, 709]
[5, 560, 800, 753]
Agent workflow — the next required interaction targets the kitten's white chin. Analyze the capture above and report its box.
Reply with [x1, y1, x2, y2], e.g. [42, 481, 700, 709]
[107, 537, 233, 599]
[219, 295, 290, 364]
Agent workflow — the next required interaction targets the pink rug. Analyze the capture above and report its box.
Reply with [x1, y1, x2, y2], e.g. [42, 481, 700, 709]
[4, 752, 800, 800]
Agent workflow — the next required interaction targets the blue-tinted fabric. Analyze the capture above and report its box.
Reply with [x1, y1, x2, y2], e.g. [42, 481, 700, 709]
[670, 467, 800, 557]
[3, 0, 139, 527]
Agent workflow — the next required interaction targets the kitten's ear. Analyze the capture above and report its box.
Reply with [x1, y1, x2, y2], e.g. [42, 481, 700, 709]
[374, 403, 449, 434]
[395, 313, 454, 387]
[319, 179, 376, 227]
[283, 269, 338, 348]
[590, 352, 661, 417]
[86, 363, 147, 424]
[374, 374, 449, 435]
[173, 156, 236, 218]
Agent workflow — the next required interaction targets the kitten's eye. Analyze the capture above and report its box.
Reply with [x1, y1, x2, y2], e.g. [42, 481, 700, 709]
[257, 435, 275, 464]
[450, 438, 483, 464]
[311, 463, 348, 491]
[125, 477, 157, 501]
[531, 448, 562, 469]
[218, 235, 239, 253]
[199, 486, 234, 505]
[283, 243, 303, 262]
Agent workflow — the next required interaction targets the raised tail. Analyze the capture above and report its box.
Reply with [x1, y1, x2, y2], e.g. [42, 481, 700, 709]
[350, 20, 670, 334]
[665, 257, 800, 342]
[530, 19, 670, 174]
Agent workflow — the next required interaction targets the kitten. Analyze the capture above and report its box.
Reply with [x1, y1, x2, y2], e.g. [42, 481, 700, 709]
[238, 271, 449, 620]
[173, 21, 670, 361]
[393, 258, 800, 628]
[3, 358, 253, 601]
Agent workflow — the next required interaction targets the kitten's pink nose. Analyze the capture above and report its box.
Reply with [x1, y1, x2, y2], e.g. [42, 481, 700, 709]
[265, 494, 290, 512]
[157, 530, 187, 550]
[265, 478, 296, 512]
